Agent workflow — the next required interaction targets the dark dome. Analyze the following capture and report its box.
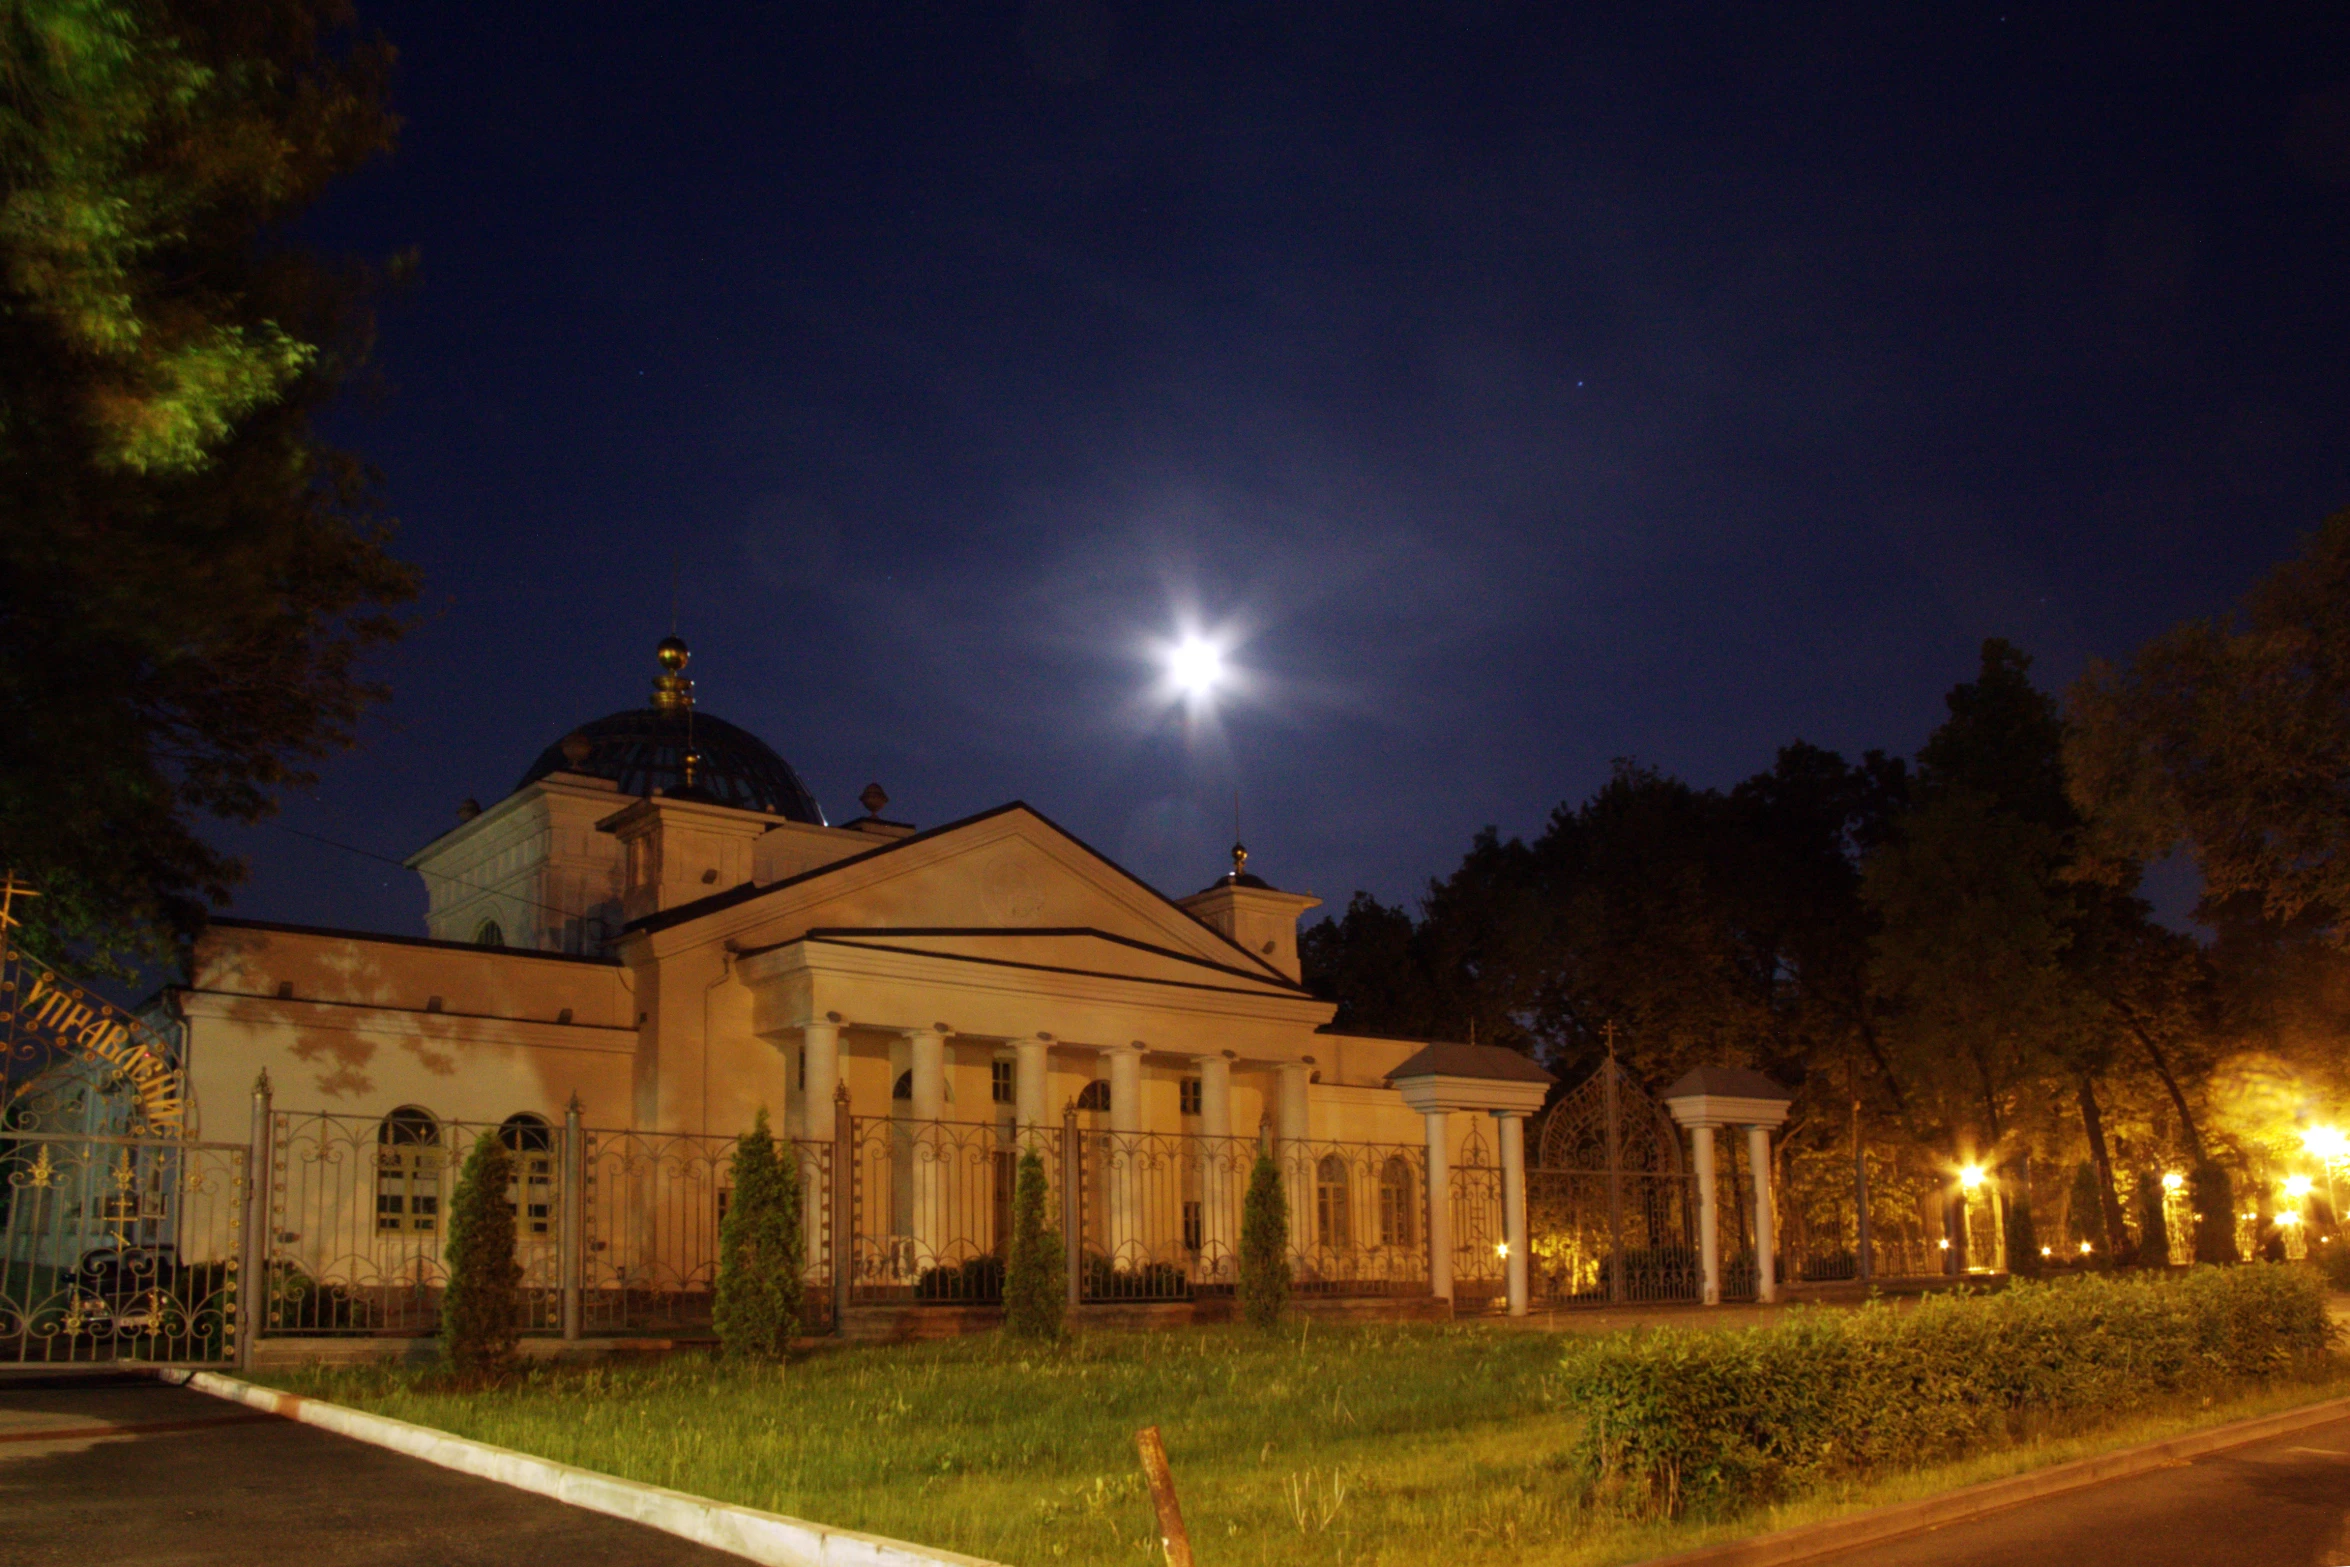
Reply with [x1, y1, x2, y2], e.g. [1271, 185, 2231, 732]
[518, 708, 826, 823]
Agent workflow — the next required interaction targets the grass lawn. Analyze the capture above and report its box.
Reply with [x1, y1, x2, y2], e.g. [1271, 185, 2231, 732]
[258, 1322, 2350, 1567]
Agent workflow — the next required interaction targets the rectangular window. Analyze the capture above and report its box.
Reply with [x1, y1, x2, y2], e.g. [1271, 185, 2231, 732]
[1179, 1077, 1202, 1116]
[1183, 1200, 1203, 1253]
[992, 1059, 1015, 1105]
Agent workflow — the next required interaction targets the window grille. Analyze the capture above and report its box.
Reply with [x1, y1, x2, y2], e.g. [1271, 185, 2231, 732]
[499, 1113, 557, 1236]
[1077, 1080, 1112, 1112]
[1378, 1155, 1417, 1248]
[1179, 1077, 1202, 1116]
[991, 1059, 1014, 1104]
[1316, 1155, 1351, 1247]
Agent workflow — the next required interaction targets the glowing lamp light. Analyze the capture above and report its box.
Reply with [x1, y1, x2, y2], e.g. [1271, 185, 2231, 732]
[1958, 1164, 1987, 1191]
[1494, 1242, 1510, 1259]
[2078, 1240, 2093, 1255]
[2286, 1175, 2316, 1199]
[1938, 1238, 1951, 1251]
[2039, 1245, 2052, 1258]
[2280, 1210, 2304, 1226]
[2305, 1127, 2349, 1161]
[2161, 1171, 2186, 1192]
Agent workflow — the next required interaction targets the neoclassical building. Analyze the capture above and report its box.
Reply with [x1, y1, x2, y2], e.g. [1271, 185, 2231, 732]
[163, 639, 1549, 1319]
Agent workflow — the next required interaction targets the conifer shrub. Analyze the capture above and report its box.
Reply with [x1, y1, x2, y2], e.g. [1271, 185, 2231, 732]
[1237, 1151, 1289, 1329]
[440, 1133, 522, 1383]
[2133, 1168, 2171, 1265]
[1002, 1147, 1065, 1340]
[1560, 1265, 2332, 1518]
[714, 1109, 804, 1358]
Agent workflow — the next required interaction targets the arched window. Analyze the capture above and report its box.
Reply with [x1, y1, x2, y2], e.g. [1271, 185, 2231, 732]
[1077, 1080, 1112, 1112]
[1378, 1156, 1417, 1249]
[499, 1114, 556, 1235]
[376, 1107, 442, 1234]
[474, 919, 505, 947]
[1316, 1154, 1351, 1248]
[893, 1070, 913, 1100]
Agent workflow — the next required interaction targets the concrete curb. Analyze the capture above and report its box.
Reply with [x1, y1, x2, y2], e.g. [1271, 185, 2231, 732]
[163, 1368, 1004, 1567]
[1640, 1393, 2350, 1566]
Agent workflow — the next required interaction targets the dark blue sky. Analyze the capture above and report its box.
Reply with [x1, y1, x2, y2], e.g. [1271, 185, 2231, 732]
[226, 1, 2350, 935]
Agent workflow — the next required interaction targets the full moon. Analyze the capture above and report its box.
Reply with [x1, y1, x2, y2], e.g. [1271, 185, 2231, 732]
[1168, 635, 1223, 697]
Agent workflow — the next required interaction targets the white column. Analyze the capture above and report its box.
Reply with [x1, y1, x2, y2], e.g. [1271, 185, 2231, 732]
[906, 1028, 948, 1267]
[1104, 1043, 1145, 1266]
[1693, 1124, 1722, 1306]
[1498, 1111, 1529, 1317]
[1277, 1061, 1313, 1257]
[1014, 1036, 1051, 1138]
[1425, 1109, 1454, 1303]
[1747, 1122, 1777, 1305]
[801, 1018, 840, 1279]
[1198, 1054, 1236, 1278]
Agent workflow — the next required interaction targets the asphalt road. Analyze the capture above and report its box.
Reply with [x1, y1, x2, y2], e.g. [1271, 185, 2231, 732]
[1808, 1413, 2350, 1567]
[0, 1370, 742, 1567]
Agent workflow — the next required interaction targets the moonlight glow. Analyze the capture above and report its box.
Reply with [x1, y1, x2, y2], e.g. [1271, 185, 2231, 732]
[1168, 635, 1223, 697]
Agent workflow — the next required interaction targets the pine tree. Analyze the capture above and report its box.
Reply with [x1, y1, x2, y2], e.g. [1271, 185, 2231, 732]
[441, 1133, 521, 1383]
[1238, 1150, 1289, 1329]
[1003, 1146, 1064, 1340]
[714, 1109, 804, 1358]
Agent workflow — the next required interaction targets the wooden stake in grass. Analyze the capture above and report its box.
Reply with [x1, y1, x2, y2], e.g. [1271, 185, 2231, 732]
[1135, 1424, 1195, 1567]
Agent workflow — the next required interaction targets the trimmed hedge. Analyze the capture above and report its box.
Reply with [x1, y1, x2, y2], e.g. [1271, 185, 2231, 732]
[1560, 1265, 2333, 1517]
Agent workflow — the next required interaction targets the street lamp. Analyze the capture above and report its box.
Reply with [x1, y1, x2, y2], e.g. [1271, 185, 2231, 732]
[1959, 1164, 1986, 1191]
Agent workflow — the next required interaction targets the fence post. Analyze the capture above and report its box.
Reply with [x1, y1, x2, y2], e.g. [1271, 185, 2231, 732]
[561, 1095, 583, 1341]
[1061, 1101, 1081, 1314]
[235, 1070, 273, 1372]
[1852, 1098, 1872, 1282]
[1602, 1058, 1627, 1305]
[831, 1083, 852, 1334]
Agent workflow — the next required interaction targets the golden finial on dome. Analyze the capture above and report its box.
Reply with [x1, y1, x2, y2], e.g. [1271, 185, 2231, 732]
[1230, 841, 1248, 881]
[651, 635, 694, 711]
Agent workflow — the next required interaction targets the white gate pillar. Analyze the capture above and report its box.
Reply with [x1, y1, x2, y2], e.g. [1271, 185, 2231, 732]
[1388, 1042, 1554, 1316]
[1497, 1109, 1529, 1317]
[1747, 1121, 1779, 1304]
[1199, 1052, 1236, 1277]
[1665, 1067, 1793, 1309]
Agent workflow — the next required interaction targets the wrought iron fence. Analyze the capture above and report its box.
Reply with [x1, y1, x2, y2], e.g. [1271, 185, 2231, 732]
[0, 1132, 245, 1363]
[264, 1107, 831, 1338]
[841, 1116, 1443, 1304]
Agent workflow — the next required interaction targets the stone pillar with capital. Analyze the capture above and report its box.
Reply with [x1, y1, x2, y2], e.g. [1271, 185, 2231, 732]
[1104, 1042, 1146, 1267]
[1497, 1110, 1530, 1317]
[905, 1026, 950, 1267]
[1014, 1035, 1051, 1142]
[1276, 1060, 1314, 1258]
[1425, 1110, 1454, 1303]
[1691, 1124, 1721, 1305]
[1198, 1053, 1236, 1278]
[801, 1017, 842, 1281]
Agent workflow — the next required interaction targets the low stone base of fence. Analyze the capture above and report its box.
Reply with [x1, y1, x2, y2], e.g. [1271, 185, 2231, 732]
[252, 1336, 706, 1370]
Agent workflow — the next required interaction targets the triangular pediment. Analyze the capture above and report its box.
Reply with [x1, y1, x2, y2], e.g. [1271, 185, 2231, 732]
[633, 803, 1297, 986]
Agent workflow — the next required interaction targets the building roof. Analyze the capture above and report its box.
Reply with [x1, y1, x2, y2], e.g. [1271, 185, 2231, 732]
[516, 707, 825, 822]
[1386, 1041, 1555, 1084]
[1662, 1064, 1791, 1102]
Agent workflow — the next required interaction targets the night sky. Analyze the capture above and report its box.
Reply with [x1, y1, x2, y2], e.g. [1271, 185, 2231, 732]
[227, 3, 2350, 938]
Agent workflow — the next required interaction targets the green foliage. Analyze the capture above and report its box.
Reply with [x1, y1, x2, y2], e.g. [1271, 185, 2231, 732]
[2068, 509, 2350, 942]
[1002, 1147, 1063, 1341]
[2134, 1168, 2171, 1265]
[1238, 1151, 1288, 1328]
[1561, 1267, 2333, 1518]
[713, 1109, 803, 1358]
[2066, 1161, 2108, 1253]
[2191, 1163, 2241, 1266]
[0, 0, 416, 974]
[440, 1134, 520, 1382]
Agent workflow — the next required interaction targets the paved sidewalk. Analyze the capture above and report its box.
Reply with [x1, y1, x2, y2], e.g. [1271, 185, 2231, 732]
[0, 1370, 741, 1566]
[1802, 1411, 2350, 1566]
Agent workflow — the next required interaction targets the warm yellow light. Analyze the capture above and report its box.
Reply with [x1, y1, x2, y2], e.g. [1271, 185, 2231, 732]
[1494, 1242, 1509, 1259]
[2280, 1209, 2304, 1226]
[2306, 1126, 2350, 1161]
[2286, 1175, 2315, 1199]
[1937, 1238, 1951, 1250]
[1959, 1164, 1987, 1191]
[2078, 1240, 2093, 1254]
[2039, 1245, 2051, 1257]
[2161, 1171, 2186, 1192]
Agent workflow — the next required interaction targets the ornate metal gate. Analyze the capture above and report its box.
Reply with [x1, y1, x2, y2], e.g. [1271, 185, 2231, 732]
[0, 1132, 246, 1363]
[1524, 1059, 1706, 1306]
